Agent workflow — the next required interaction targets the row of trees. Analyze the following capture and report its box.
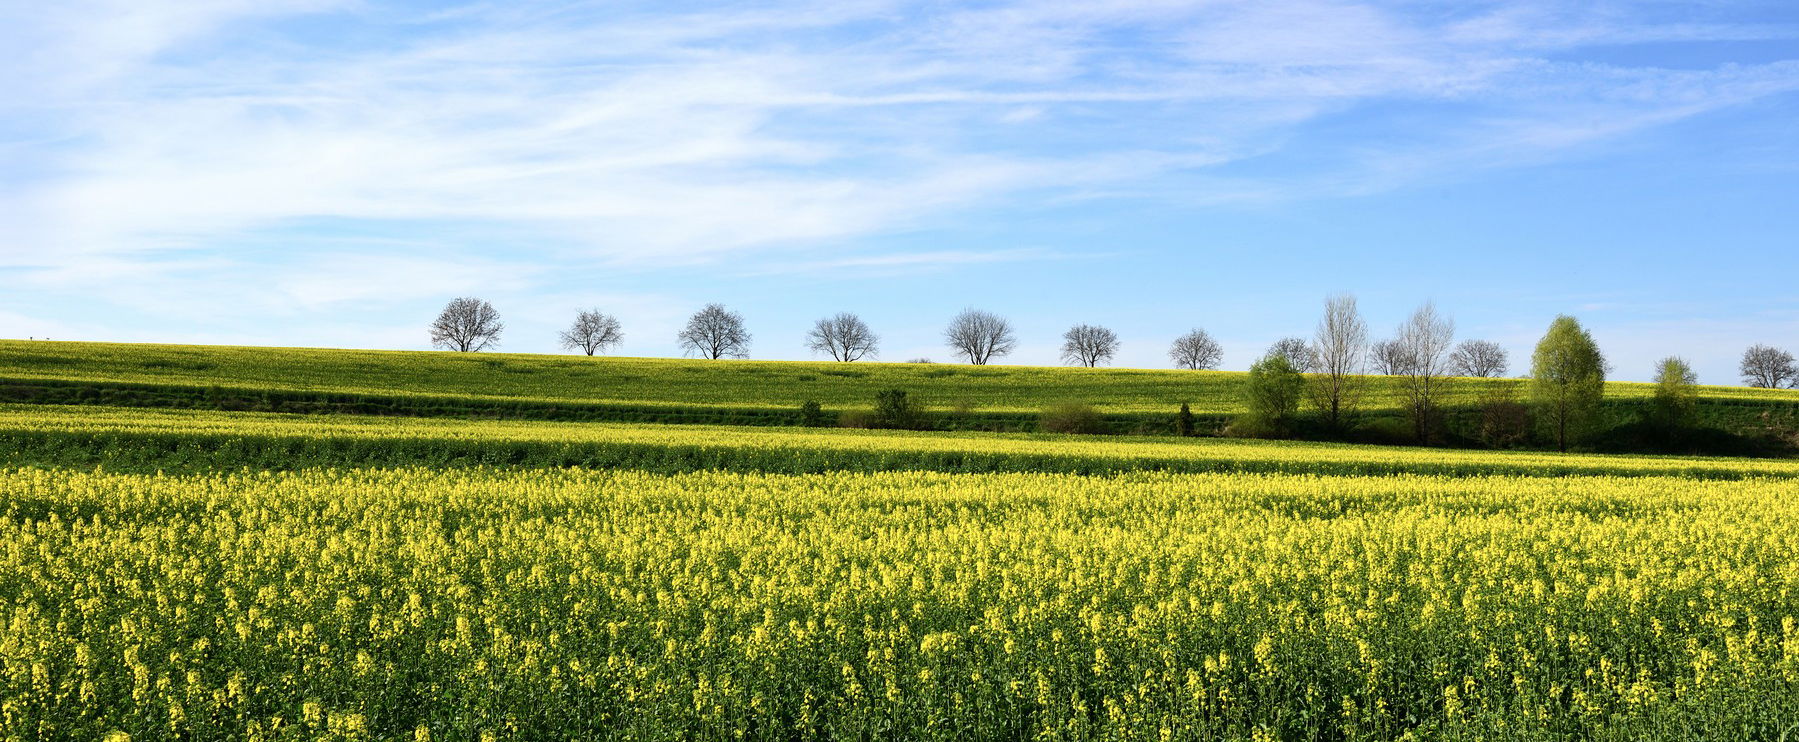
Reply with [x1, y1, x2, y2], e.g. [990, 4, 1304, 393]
[429, 297, 1797, 390]
[1241, 296, 1477, 444]
[1239, 304, 1660, 451]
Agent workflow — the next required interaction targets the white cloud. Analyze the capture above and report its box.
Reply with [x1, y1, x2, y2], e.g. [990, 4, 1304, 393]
[2, 0, 1797, 326]
[752, 247, 1067, 277]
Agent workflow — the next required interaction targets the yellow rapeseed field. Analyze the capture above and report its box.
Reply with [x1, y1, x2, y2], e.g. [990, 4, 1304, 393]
[2, 465, 1796, 739]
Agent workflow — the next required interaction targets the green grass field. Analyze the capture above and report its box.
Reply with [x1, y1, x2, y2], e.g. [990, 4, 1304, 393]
[6, 339, 1796, 414]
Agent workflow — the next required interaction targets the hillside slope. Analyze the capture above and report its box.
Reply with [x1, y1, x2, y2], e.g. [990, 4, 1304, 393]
[6, 340, 1796, 413]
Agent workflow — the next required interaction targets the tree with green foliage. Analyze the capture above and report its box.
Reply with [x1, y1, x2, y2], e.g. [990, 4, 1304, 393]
[1530, 316, 1606, 452]
[872, 389, 923, 430]
[1239, 354, 1305, 438]
[1647, 356, 1698, 437]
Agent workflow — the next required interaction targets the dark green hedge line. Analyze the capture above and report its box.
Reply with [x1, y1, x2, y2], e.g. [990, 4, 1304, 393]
[3, 377, 1794, 457]
[1, 429, 1785, 481]
[0, 377, 1232, 433]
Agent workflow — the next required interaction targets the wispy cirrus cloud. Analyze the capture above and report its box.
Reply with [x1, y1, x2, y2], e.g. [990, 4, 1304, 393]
[1, 0, 1796, 356]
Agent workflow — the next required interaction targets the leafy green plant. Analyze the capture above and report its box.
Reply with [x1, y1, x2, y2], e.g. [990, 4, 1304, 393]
[1236, 354, 1305, 438]
[799, 399, 827, 427]
[1040, 402, 1103, 435]
[872, 389, 924, 430]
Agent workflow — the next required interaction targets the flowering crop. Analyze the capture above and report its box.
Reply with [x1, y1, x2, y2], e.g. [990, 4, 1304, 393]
[6, 404, 1797, 479]
[2, 465, 1797, 739]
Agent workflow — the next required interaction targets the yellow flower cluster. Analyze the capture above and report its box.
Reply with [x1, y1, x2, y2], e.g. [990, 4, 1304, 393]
[2, 465, 1796, 739]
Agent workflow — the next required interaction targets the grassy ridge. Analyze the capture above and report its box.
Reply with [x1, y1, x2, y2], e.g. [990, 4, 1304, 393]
[7, 339, 1797, 415]
[6, 404, 1796, 479]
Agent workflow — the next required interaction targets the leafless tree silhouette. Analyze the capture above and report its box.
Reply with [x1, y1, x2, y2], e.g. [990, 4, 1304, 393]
[944, 309, 1016, 365]
[806, 313, 879, 362]
[559, 309, 623, 356]
[678, 304, 751, 359]
[430, 297, 503, 352]
[1061, 324, 1119, 367]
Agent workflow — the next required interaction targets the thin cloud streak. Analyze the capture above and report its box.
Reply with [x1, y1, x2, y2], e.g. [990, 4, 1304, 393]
[7, 0, 1797, 268]
[0, 0, 1795, 366]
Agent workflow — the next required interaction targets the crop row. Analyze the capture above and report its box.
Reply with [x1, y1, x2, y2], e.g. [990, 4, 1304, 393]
[4, 405, 1796, 480]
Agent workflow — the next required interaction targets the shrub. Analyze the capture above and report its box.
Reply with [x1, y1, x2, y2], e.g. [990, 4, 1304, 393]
[1040, 402, 1103, 435]
[1645, 357, 1698, 439]
[1175, 403, 1195, 437]
[799, 400, 827, 427]
[837, 409, 874, 429]
[1477, 383, 1530, 449]
[872, 389, 924, 430]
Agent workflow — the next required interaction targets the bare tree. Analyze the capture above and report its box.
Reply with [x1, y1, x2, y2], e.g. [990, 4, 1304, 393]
[677, 303, 751, 359]
[1308, 293, 1368, 432]
[1267, 337, 1316, 372]
[1449, 340, 1508, 378]
[1741, 345, 1797, 389]
[944, 309, 1016, 365]
[430, 297, 503, 352]
[1169, 329, 1223, 370]
[1393, 302, 1455, 442]
[559, 309, 623, 356]
[805, 313, 879, 362]
[1369, 338, 1412, 375]
[1061, 324, 1119, 367]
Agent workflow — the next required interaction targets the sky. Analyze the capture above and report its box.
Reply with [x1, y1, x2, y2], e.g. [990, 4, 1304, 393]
[3, 0, 1797, 383]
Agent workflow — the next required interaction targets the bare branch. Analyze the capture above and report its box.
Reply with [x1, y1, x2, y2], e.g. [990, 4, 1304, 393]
[1169, 329, 1223, 370]
[1448, 339, 1507, 378]
[1394, 301, 1455, 442]
[1369, 338, 1412, 376]
[1060, 324, 1119, 367]
[1741, 344, 1797, 389]
[558, 309, 623, 356]
[430, 297, 503, 352]
[1266, 337, 1316, 373]
[677, 304, 751, 360]
[943, 309, 1015, 365]
[1308, 293, 1368, 431]
[805, 313, 879, 362]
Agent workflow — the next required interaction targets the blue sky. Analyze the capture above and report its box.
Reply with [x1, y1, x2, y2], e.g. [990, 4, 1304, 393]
[3, 0, 1796, 383]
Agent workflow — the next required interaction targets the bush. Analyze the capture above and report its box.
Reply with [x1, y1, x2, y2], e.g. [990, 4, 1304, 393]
[1644, 357, 1698, 442]
[1235, 355, 1305, 438]
[872, 389, 925, 430]
[799, 400, 827, 427]
[1477, 384, 1530, 449]
[1175, 403, 1195, 437]
[1040, 402, 1103, 435]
